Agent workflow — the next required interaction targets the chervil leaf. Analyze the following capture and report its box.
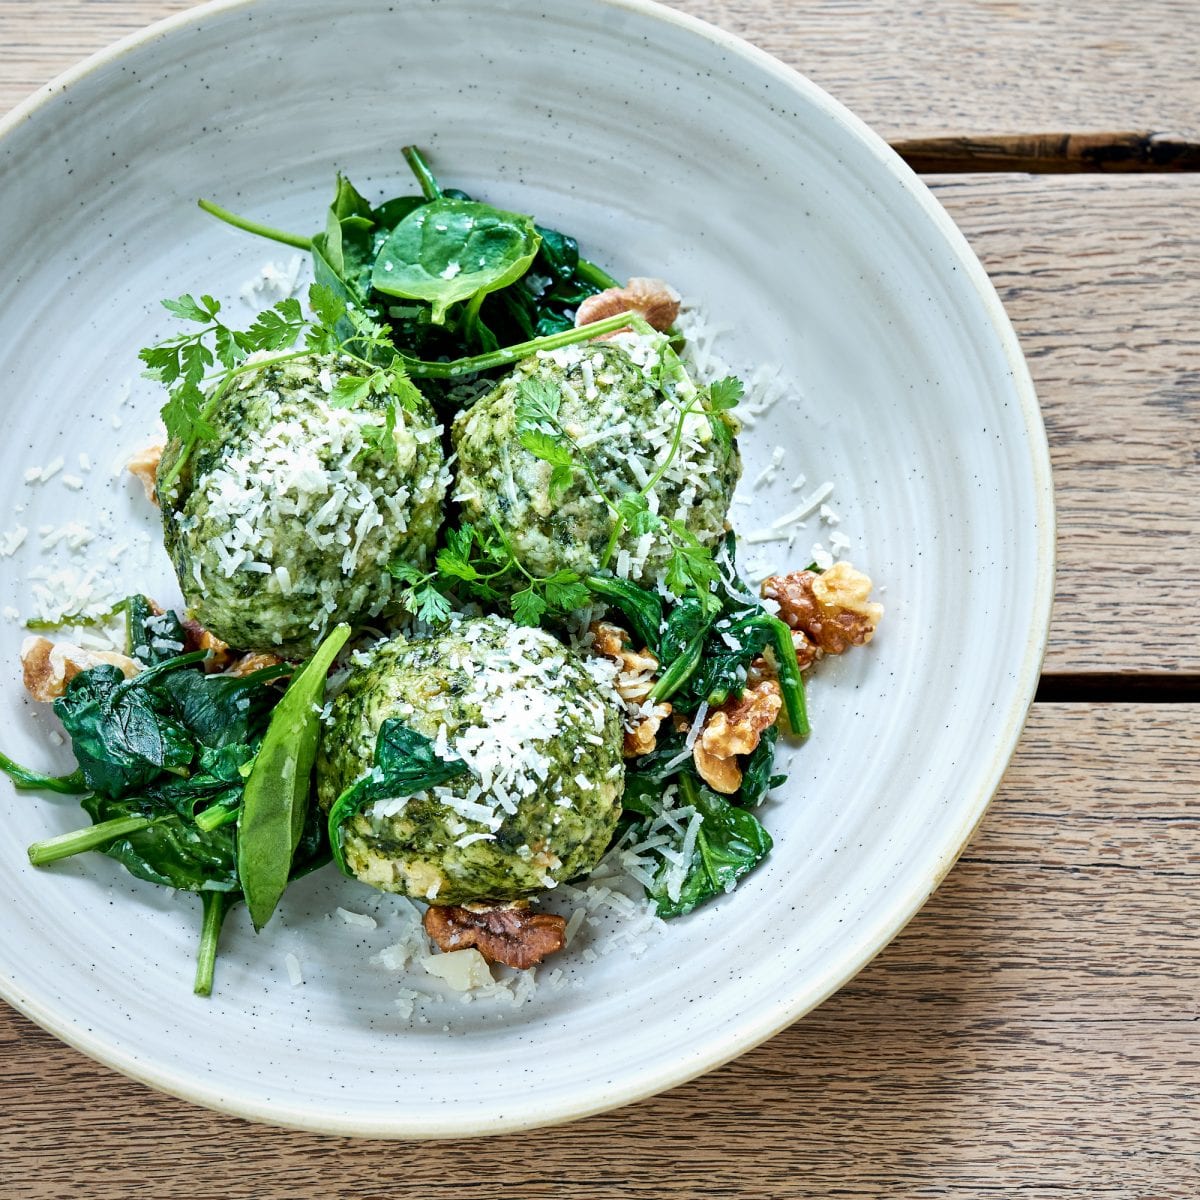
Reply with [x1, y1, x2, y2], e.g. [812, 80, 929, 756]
[243, 298, 304, 353]
[706, 376, 745, 411]
[161, 294, 218, 324]
[161, 381, 214, 444]
[615, 491, 660, 537]
[213, 325, 245, 370]
[511, 587, 547, 627]
[664, 520, 720, 602]
[412, 583, 453, 625]
[138, 342, 183, 384]
[179, 339, 214, 385]
[307, 282, 346, 331]
[435, 541, 480, 582]
[329, 375, 372, 409]
[387, 559, 426, 585]
[544, 573, 590, 613]
[515, 376, 561, 425]
[519, 428, 573, 468]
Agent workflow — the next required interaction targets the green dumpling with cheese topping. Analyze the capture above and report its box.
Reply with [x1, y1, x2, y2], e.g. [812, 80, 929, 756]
[451, 338, 741, 585]
[315, 616, 624, 905]
[157, 354, 446, 656]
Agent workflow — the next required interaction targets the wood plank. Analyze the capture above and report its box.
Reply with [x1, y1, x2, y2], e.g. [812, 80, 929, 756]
[2, 0, 1199, 142]
[930, 175, 1200, 675]
[2, 705, 1197, 1197]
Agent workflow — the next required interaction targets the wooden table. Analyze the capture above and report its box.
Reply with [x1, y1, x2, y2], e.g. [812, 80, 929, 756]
[2, 3, 1197, 1196]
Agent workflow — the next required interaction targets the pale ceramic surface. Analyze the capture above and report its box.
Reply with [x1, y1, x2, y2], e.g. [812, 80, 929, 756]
[0, 0, 1053, 1137]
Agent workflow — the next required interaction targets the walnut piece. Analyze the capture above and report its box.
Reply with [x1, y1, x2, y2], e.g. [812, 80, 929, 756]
[761, 561, 883, 655]
[181, 618, 236, 673]
[588, 620, 660, 702]
[699, 679, 783, 757]
[624, 701, 672, 758]
[127, 443, 163, 507]
[693, 743, 743, 794]
[226, 651, 285, 678]
[574, 277, 681, 336]
[423, 901, 567, 970]
[693, 680, 783, 794]
[21, 635, 140, 703]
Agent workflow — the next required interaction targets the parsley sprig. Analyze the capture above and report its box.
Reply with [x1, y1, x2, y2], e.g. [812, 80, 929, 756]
[513, 334, 743, 610]
[390, 520, 592, 629]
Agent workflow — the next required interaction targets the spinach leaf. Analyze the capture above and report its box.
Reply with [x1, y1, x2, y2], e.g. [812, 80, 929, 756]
[124, 594, 187, 665]
[53, 655, 206, 798]
[237, 624, 350, 931]
[310, 173, 378, 308]
[739, 724, 783, 808]
[372, 198, 541, 323]
[79, 792, 239, 892]
[649, 776, 773, 919]
[328, 717, 469, 874]
[158, 664, 287, 750]
[585, 575, 663, 653]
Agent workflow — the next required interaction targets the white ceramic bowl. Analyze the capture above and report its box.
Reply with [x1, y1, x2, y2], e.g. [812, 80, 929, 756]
[0, 0, 1053, 1136]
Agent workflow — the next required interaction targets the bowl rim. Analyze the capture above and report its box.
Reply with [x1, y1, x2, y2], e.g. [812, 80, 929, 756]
[0, 0, 1056, 1139]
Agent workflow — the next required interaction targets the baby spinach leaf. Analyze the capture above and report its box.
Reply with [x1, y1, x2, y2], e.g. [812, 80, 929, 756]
[124, 595, 188, 666]
[372, 199, 541, 323]
[237, 624, 350, 931]
[328, 718, 469, 874]
[79, 793, 239, 892]
[158, 664, 287, 750]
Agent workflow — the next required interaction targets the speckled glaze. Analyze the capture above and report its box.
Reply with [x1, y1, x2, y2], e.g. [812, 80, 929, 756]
[0, 0, 1053, 1138]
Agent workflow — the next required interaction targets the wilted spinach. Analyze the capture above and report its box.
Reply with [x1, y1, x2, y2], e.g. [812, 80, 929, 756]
[12, 610, 354, 994]
[328, 718, 469, 874]
[198, 145, 614, 367]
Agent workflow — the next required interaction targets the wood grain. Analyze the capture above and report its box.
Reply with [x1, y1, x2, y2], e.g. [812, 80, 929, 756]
[929, 174, 1200, 675]
[2, 0, 1199, 143]
[2, 705, 1197, 1198]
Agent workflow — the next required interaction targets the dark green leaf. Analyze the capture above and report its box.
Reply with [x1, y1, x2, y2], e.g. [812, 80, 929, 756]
[372, 198, 541, 323]
[328, 719, 468, 873]
[584, 575, 663, 652]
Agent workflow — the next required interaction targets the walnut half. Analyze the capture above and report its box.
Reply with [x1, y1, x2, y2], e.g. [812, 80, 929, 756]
[423, 901, 568, 970]
[21, 636, 141, 703]
[761, 561, 883, 656]
[693, 679, 783, 794]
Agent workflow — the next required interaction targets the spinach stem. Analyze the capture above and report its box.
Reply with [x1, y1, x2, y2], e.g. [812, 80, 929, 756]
[576, 257, 619, 290]
[402, 309, 635, 378]
[767, 617, 810, 736]
[25, 598, 129, 633]
[0, 751, 88, 795]
[27, 814, 153, 866]
[196, 199, 312, 250]
[193, 891, 233, 997]
[649, 636, 705, 703]
[402, 146, 443, 201]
